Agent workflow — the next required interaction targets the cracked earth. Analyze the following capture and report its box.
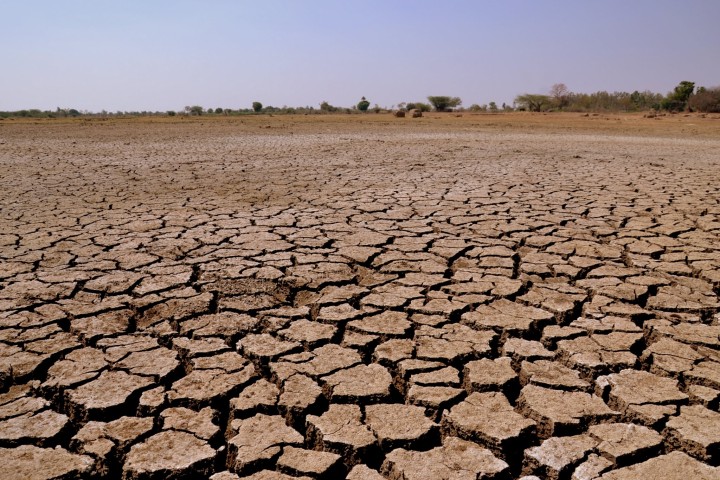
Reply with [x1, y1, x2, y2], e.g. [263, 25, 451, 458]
[0, 114, 719, 479]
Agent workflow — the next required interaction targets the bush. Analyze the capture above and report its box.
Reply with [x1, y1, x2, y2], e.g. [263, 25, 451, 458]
[688, 87, 720, 113]
[252, 101, 263, 113]
[427, 96, 462, 112]
[357, 97, 370, 112]
[320, 101, 338, 112]
[514, 94, 551, 112]
[405, 102, 432, 112]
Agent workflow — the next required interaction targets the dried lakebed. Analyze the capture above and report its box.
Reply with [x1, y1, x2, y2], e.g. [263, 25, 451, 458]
[0, 118, 719, 479]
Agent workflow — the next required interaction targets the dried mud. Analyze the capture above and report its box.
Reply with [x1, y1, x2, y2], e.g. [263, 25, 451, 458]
[0, 114, 719, 479]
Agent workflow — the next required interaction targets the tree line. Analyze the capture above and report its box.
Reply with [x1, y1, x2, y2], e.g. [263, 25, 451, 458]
[2, 81, 718, 119]
[514, 81, 720, 113]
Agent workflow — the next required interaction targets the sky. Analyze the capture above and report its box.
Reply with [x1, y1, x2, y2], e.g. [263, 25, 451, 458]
[2, 0, 719, 111]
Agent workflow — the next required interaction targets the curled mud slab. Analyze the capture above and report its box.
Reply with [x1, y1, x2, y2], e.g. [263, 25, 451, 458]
[1, 115, 719, 478]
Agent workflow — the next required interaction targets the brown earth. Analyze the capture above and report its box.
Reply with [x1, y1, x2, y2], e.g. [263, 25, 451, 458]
[0, 113, 719, 479]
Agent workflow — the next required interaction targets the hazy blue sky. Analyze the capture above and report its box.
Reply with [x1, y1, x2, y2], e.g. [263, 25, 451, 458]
[2, 0, 719, 111]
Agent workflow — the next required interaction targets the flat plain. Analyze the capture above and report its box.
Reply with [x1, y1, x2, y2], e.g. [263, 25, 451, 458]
[1, 112, 719, 479]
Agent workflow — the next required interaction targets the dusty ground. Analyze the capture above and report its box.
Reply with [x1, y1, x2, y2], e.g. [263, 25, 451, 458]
[0, 113, 719, 479]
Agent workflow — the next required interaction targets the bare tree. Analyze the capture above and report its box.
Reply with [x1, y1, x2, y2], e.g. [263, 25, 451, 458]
[550, 83, 570, 110]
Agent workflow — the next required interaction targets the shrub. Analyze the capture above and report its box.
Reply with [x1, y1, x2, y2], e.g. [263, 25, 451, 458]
[427, 96, 462, 112]
[252, 101, 263, 113]
[357, 97, 370, 112]
[688, 87, 720, 113]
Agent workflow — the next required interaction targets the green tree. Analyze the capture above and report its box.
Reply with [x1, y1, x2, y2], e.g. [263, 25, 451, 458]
[488, 101, 498, 112]
[357, 96, 370, 112]
[660, 81, 695, 111]
[672, 81, 695, 103]
[514, 94, 551, 112]
[252, 101, 263, 113]
[320, 101, 338, 112]
[427, 96, 462, 111]
[405, 102, 431, 112]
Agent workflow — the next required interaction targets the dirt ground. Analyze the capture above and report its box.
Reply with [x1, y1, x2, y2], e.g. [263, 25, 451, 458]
[0, 113, 719, 479]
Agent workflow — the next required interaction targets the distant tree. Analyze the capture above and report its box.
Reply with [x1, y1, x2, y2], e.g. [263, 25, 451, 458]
[357, 97, 370, 112]
[319, 101, 340, 112]
[550, 83, 570, 109]
[167, 110, 176, 116]
[514, 94, 551, 112]
[68, 108, 81, 117]
[251, 102, 262, 113]
[214, 107, 223, 114]
[186, 105, 204, 116]
[672, 81, 695, 104]
[468, 104, 482, 112]
[427, 96, 462, 112]
[688, 86, 720, 113]
[660, 81, 695, 111]
[488, 101, 498, 112]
